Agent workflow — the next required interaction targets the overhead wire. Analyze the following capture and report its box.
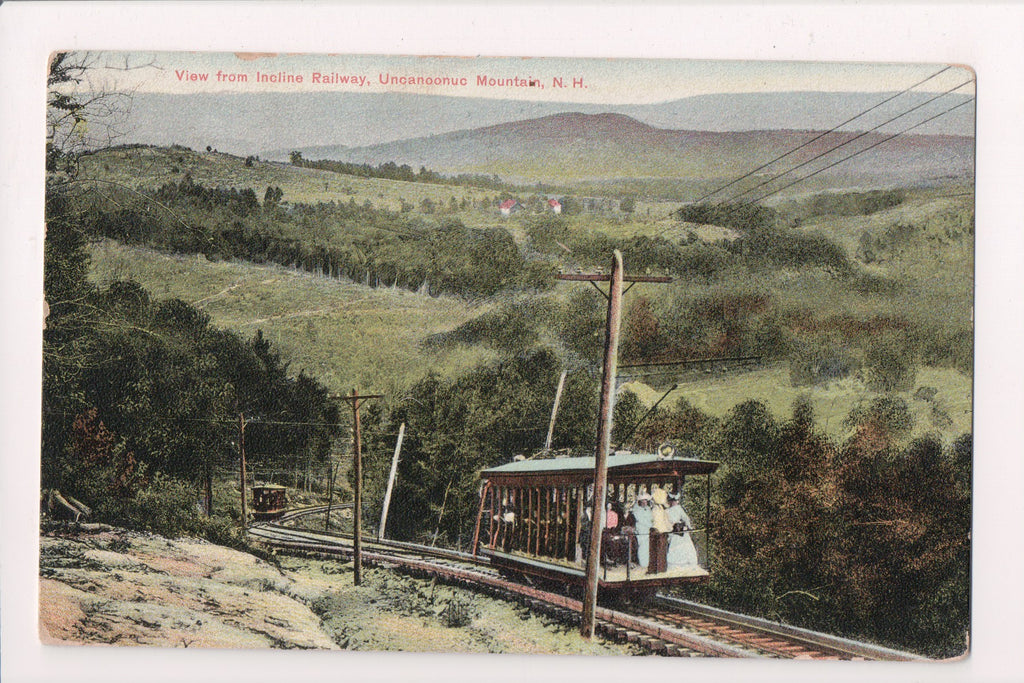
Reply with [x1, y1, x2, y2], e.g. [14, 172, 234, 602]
[728, 96, 975, 208]
[714, 78, 975, 213]
[688, 65, 954, 205]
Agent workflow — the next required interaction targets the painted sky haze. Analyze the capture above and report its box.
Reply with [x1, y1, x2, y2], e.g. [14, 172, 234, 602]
[60, 51, 975, 157]
[79, 52, 975, 103]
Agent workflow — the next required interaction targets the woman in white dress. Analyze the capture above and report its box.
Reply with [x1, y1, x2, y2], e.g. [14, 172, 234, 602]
[666, 493, 699, 568]
[629, 492, 653, 568]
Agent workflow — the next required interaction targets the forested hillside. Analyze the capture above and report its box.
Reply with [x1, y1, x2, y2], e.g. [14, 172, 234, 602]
[43, 51, 972, 659]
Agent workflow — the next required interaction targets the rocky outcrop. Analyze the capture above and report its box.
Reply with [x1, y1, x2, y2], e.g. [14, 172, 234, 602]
[39, 526, 336, 649]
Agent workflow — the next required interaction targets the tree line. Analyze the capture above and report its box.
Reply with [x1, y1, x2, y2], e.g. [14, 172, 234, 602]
[353, 354, 969, 657]
[82, 176, 546, 298]
[289, 151, 570, 195]
[43, 188, 340, 539]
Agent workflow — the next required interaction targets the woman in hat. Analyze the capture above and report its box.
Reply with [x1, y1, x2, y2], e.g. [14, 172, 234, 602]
[666, 492, 699, 568]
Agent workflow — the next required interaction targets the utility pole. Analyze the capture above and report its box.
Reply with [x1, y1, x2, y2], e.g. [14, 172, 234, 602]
[557, 252, 671, 639]
[336, 389, 382, 586]
[238, 411, 248, 529]
[378, 422, 405, 541]
[206, 465, 213, 517]
[324, 458, 340, 531]
[543, 371, 567, 454]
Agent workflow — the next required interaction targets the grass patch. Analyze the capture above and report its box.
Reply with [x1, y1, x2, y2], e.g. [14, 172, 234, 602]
[621, 363, 971, 443]
[88, 240, 494, 397]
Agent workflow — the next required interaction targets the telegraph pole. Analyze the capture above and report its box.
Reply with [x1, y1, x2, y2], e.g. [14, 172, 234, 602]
[378, 422, 405, 541]
[557, 252, 671, 639]
[238, 412, 248, 529]
[336, 389, 382, 586]
[324, 458, 340, 531]
[543, 371, 567, 454]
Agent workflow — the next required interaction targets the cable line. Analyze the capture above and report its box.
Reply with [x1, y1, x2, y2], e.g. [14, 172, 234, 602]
[733, 96, 975, 208]
[715, 78, 974, 212]
[689, 66, 953, 205]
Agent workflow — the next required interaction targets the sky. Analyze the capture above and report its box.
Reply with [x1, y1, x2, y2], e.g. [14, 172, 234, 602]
[78, 51, 976, 104]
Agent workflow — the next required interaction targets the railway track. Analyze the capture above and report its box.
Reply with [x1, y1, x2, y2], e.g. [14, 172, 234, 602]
[642, 596, 925, 661]
[249, 506, 923, 660]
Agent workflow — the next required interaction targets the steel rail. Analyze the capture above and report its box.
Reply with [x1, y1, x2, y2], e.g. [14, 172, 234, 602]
[251, 507, 926, 660]
[248, 521, 748, 657]
[649, 594, 926, 661]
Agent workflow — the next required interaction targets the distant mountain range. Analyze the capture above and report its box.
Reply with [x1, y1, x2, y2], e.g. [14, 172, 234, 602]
[287, 111, 974, 186]
[121, 90, 974, 159]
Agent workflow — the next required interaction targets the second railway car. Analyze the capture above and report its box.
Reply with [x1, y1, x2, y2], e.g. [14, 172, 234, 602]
[251, 484, 288, 521]
[472, 453, 719, 591]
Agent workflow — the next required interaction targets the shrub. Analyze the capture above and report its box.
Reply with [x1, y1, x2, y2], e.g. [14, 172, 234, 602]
[112, 473, 201, 538]
[790, 341, 861, 387]
[865, 334, 918, 393]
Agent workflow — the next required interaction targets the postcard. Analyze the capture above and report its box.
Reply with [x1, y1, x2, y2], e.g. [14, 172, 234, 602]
[38, 49, 973, 664]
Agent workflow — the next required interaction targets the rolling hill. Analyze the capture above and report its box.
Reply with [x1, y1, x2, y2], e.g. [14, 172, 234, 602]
[120, 90, 974, 158]
[296, 112, 974, 188]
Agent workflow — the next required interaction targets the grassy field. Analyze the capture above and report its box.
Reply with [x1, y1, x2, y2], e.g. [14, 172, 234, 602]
[621, 362, 971, 444]
[83, 146, 973, 446]
[88, 240, 495, 398]
[80, 146, 497, 212]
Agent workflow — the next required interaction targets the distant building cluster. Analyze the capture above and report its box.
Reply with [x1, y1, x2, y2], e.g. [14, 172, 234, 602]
[497, 195, 623, 217]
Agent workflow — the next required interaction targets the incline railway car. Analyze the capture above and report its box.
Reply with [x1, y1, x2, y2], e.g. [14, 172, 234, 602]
[251, 484, 288, 521]
[472, 453, 719, 591]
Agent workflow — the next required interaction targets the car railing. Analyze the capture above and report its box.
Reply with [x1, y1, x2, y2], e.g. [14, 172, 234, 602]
[599, 527, 708, 581]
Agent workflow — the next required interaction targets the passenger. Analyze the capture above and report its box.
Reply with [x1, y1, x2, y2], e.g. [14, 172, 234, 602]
[493, 506, 515, 551]
[651, 488, 672, 533]
[578, 505, 593, 562]
[666, 493, 699, 568]
[630, 492, 653, 568]
[620, 500, 638, 565]
[602, 501, 627, 566]
[649, 488, 673, 573]
[605, 501, 619, 529]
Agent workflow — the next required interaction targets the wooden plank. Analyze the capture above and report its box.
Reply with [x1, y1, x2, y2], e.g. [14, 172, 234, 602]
[565, 485, 573, 561]
[471, 481, 488, 557]
[536, 487, 541, 554]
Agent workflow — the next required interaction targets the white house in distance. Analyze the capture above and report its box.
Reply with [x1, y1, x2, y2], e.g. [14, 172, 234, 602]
[548, 198, 562, 214]
[499, 199, 519, 217]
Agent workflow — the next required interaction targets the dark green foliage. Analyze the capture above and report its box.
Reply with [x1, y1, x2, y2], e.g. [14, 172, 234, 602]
[789, 339, 861, 386]
[611, 390, 644, 445]
[921, 327, 973, 376]
[843, 396, 915, 441]
[263, 185, 283, 206]
[730, 225, 853, 276]
[525, 214, 571, 253]
[42, 184, 339, 536]
[359, 349, 597, 547]
[638, 291, 785, 363]
[84, 180, 531, 299]
[671, 202, 853, 276]
[291, 154, 569, 195]
[423, 297, 557, 354]
[674, 202, 779, 232]
[716, 400, 781, 472]
[850, 272, 901, 295]
[618, 396, 719, 457]
[619, 297, 661, 362]
[865, 333, 918, 393]
[782, 189, 906, 221]
[704, 399, 970, 658]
